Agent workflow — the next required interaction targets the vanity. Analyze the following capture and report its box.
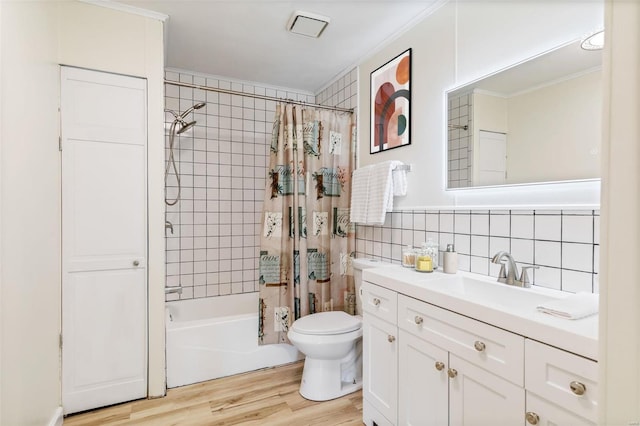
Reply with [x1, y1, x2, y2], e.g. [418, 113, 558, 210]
[360, 266, 598, 426]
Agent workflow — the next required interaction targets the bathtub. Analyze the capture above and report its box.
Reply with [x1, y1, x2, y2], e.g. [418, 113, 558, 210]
[166, 292, 302, 388]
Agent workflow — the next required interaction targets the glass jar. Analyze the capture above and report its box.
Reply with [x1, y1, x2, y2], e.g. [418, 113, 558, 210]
[414, 243, 433, 273]
[402, 245, 416, 268]
[425, 238, 439, 270]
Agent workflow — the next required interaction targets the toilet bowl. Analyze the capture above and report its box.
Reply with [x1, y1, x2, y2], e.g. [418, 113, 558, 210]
[287, 258, 391, 401]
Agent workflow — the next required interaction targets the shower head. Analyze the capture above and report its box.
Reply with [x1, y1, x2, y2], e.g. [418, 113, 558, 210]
[179, 102, 206, 119]
[177, 120, 197, 134]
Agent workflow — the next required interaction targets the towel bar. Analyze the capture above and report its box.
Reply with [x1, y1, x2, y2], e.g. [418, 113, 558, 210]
[393, 164, 412, 172]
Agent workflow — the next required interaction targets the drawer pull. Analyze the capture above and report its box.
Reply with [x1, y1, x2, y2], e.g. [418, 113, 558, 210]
[447, 368, 458, 379]
[474, 340, 486, 352]
[525, 411, 540, 425]
[373, 298, 381, 306]
[435, 361, 445, 371]
[387, 335, 396, 343]
[414, 316, 424, 325]
[570, 381, 586, 396]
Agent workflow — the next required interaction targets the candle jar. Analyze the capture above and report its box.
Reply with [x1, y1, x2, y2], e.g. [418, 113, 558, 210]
[402, 245, 416, 268]
[414, 244, 433, 273]
[425, 239, 439, 270]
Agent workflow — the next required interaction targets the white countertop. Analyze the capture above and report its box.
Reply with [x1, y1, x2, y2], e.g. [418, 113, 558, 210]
[363, 265, 599, 361]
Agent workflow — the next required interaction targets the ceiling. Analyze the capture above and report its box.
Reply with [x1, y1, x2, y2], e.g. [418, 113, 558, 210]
[116, 0, 440, 93]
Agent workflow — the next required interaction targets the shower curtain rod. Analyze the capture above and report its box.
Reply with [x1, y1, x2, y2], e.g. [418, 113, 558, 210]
[164, 80, 354, 113]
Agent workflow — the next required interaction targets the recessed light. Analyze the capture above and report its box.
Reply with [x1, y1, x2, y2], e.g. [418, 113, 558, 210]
[287, 11, 330, 38]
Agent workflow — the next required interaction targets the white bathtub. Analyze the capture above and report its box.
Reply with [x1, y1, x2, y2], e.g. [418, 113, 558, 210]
[166, 292, 302, 388]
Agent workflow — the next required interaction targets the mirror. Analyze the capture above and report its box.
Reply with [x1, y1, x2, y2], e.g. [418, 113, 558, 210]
[446, 39, 602, 189]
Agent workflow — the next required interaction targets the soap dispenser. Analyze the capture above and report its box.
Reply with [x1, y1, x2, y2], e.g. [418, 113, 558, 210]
[443, 244, 458, 274]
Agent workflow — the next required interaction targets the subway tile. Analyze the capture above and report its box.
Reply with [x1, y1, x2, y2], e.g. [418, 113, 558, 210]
[489, 213, 510, 237]
[454, 212, 471, 234]
[562, 242, 593, 272]
[561, 270, 593, 293]
[510, 238, 533, 264]
[471, 213, 489, 236]
[470, 235, 489, 257]
[562, 215, 593, 243]
[470, 256, 489, 275]
[454, 234, 471, 255]
[534, 267, 561, 290]
[489, 236, 510, 257]
[440, 213, 454, 233]
[511, 214, 533, 239]
[535, 214, 561, 241]
[534, 240, 561, 268]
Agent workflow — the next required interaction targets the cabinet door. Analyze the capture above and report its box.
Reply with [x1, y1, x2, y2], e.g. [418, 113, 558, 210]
[526, 393, 596, 426]
[449, 355, 524, 426]
[363, 313, 398, 425]
[398, 330, 448, 426]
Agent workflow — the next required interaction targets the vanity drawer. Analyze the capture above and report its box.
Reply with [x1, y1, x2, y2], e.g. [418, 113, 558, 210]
[398, 294, 524, 386]
[525, 339, 598, 422]
[362, 282, 397, 324]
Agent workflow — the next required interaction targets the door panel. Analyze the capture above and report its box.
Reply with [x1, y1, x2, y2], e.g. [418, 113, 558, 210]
[61, 66, 147, 415]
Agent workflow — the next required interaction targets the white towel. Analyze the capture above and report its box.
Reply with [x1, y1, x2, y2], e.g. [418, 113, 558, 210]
[536, 292, 599, 320]
[350, 165, 371, 224]
[350, 161, 408, 225]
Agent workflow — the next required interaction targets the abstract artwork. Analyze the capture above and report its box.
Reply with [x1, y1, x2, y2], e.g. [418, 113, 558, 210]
[370, 48, 411, 154]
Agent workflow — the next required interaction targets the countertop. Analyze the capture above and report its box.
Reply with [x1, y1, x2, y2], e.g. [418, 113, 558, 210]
[363, 265, 599, 361]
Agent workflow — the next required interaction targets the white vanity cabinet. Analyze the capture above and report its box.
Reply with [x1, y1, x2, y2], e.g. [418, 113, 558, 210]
[398, 293, 524, 426]
[361, 275, 599, 426]
[362, 283, 398, 426]
[524, 339, 598, 425]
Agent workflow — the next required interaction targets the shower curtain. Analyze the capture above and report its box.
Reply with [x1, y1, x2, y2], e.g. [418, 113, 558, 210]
[258, 103, 356, 345]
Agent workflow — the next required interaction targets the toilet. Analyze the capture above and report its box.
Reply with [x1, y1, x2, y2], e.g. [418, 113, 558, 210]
[288, 258, 391, 401]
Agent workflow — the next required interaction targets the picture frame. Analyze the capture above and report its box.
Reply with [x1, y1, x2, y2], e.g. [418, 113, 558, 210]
[370, 48, 412, 154]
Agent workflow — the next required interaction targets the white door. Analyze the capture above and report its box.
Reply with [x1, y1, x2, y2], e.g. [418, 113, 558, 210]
[61, 66, 147, 415]
[449, 355, 524, 426]
[476, 130, 507, 186]
[398, 330, 449, 426]
[363, 314, 398, 425]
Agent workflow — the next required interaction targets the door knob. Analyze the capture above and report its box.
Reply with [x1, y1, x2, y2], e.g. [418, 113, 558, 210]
[447, 368, 458, 379]
[387, 335, 396, 343]
[414, 316, 424, 325]
[373, 298, 381, 306]
[474, 341, 486, 352]
[570, 381, 586, 396]
[435, 361, 445, 371]
[133, 260, 140, 267]
[525, 412, 539, 425]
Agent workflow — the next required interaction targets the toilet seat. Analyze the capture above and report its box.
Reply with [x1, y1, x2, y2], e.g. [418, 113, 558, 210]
[291, 311, 361, 335]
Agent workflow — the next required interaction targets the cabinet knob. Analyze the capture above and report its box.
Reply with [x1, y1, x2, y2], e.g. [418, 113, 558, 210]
[570, 381, 586, 396]
[525, 411, 540, 425]
[133, 260, 140, 267]
[447, 368, 458, 379]
[373, 298, 381, 306]
[414, 316, 424, 325]
[387, 335, 396, 343]
[474, 340, 486, 352]
[435, 361, 445, 371]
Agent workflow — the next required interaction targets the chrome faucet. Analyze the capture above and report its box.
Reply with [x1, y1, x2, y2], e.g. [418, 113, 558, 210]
[491, 251, 539, 288]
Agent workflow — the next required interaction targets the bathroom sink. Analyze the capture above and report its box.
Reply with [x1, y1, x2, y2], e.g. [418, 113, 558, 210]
[421, 274, 564, 312]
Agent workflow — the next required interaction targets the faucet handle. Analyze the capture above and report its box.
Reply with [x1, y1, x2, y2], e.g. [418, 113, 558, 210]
[497, 262, 507, 279]
[520, 266, 539, 288]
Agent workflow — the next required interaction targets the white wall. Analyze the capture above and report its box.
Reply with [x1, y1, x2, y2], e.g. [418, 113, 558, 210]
[0, 3, 61, 425]
[358, 0, 603, 208]
[506, 71, 601, 184]
[599, 0, 640, 422]
[0, 2, 165, 424]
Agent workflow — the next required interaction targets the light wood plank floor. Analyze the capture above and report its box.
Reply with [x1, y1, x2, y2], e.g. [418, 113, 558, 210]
[64, 361, 364, 425]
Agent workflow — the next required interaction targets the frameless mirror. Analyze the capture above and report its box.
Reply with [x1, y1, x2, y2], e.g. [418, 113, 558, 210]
[446, 39, 602, 189]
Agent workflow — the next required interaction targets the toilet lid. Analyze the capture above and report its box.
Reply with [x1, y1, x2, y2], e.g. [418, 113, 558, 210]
[291, 311, 361, 335]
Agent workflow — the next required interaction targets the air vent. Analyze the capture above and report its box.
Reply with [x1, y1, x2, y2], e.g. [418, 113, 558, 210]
[287, 11, 330, 38]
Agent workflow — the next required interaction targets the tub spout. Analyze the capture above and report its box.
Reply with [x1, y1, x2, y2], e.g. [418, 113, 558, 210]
[165, 287, 183, 295]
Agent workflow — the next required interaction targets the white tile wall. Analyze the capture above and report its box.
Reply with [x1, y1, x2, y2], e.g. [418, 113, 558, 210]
[356, 209, 600, 293]
[448, 93, 473, 188]
[164, 69, 314, 301]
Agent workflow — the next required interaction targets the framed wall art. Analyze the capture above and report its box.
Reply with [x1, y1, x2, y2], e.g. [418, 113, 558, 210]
[370, 48, 411, 154]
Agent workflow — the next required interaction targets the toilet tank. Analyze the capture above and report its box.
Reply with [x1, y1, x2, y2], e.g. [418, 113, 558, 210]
[352, 258, 392, 316]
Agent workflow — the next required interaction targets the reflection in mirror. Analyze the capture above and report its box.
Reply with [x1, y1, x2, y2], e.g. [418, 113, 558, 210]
[446, 39, 602, 189]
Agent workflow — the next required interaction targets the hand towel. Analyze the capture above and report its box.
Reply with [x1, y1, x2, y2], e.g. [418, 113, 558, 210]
[366, 161, 396, 225]
[391, 160, 407, 197]
[536, 292, 599, 320]
[349, 165, 371, 224]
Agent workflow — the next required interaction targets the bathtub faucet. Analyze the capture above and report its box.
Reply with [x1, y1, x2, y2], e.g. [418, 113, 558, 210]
[165, 287, 183, 295]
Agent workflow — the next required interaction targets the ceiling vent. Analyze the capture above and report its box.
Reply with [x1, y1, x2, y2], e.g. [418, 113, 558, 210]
[287, 11, 330, 38]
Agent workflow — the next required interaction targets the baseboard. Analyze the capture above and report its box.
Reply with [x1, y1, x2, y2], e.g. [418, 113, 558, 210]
[47, 406, 63, 426]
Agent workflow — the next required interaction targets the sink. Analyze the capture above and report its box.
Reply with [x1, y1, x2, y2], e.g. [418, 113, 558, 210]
[421, 274, 564, 312]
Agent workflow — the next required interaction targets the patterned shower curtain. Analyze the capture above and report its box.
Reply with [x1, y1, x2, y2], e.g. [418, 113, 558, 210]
[258, 103, 356, 345]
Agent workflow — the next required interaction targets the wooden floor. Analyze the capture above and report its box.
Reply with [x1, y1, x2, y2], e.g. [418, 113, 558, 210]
[64, 361, 364, 425]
